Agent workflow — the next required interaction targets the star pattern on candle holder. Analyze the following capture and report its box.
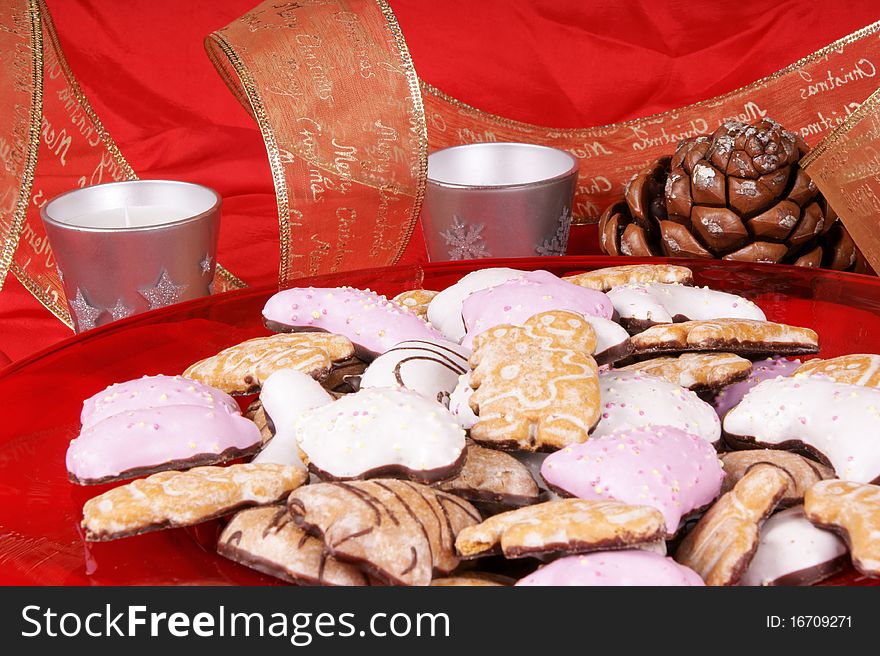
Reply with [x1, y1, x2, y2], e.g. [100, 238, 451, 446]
[70, 288, 101, 332]
[138, 270, 188, 310]
[200, 254, 213, 275]
[107, 298, 134, 322]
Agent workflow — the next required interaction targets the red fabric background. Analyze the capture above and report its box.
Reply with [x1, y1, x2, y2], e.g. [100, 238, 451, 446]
[2, 0, 879, 363]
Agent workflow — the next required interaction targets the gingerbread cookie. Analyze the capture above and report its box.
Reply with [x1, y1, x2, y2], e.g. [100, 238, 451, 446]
[541, 426, 724, 536]
[719, 450, 834, 506]
[630, 318, 819, 357]
[794, 354, 880, 387]
[592, 371, 721, 444]
[253, 369, 333, 468]
[455, 498, 665, 559]
[517, 550, 704, 586]
[294, 387, 466, 483]
[183, 333, 354, 395]
[288, 479, 481, 586]
[67, 384, 262, 485]
[218, 506, 369, 586]
[80, 374, 239, 428]
[437, 443, 541, 508]
[82, 463, 307, 541]
[448, 372, 478, 430]
[247, 401, 274, 444]
[607, 283, 766, 333]
[804, 480, 880, 578]
[459, 269, 613, 348]
[739, 506, 848, 586]
[674, 463, 791, 585]
[615, 352, 752, 391]
[563, 264, 693, 292]
[723, 376, 880, 483]
[469, 311, 601, 451]
[359, 339, 469, 405]
[709, 356, 801, 417]
[262, 287, 442, 357]
[392, 289, 438, 319]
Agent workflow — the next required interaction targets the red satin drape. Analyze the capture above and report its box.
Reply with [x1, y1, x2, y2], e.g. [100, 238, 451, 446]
[2, 0, 879, 363]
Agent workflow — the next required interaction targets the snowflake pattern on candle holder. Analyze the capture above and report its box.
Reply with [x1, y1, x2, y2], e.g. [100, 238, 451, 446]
[535, 206, 572, 257]
[138, 270, 188, 310]
[70, 288, 101, 331]
[107, 298, 134, 321]
[200, 254, 213, 275]
[441, 215, 491, 260]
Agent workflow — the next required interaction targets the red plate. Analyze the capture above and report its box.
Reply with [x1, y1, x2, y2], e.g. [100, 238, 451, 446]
[1, 256, 879, 586]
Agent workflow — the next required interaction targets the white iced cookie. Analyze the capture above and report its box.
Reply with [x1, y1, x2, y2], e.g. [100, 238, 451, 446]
[723, 376, 880, 483]
[253, 369, 333, 468]
[427, 268, 526, 342]
[739, 506, 847, 586]
[359, 339, 469, 405]
[583, 316, 632, 364]
[607, 282, 766, 332]
[448, 372, 478, 429]
[294, 387, 467, 482]
[592, 371, 721, 444]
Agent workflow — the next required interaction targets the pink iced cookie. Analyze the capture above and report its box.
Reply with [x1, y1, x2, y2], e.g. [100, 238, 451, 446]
[67, 404, 261, 485]
[541, 426, 723, 536]
[81, 374, 240, 429]
[460, 270, 614, 349]
[516, 551, 704, 586]
[710, 356, 801, 417]
[262, 286, 443, 357]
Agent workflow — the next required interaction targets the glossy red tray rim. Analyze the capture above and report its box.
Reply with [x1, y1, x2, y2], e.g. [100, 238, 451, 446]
[4, 255, 878, 380]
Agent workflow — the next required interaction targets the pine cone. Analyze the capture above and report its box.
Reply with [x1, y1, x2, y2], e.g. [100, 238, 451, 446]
[599, 118, 867, 272]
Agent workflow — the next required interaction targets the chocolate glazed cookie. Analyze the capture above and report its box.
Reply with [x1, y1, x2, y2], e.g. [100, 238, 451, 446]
[288, 479, 481, 586]
[359, 339, 469, 405]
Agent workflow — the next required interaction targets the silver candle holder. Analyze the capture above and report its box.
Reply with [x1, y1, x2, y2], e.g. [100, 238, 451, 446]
[421, 142, 579, 261]
[41, 180, 221, 332]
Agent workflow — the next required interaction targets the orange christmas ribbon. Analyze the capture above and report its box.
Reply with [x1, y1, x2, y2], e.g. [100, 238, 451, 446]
[0, 0, 244, 327]
[802, 88, 880, 272]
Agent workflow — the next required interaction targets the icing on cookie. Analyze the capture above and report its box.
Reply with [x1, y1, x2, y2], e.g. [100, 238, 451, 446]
[359, 339, 469, 405]
[469, 311, 601, 451]
[448, 372, 478, 429]
[516, 550, 704, 586]
[710, 356, 801, 417]
[81, 374, 239, 429]
[541, 426, 724, 536]
[723, 376, 880, 483]
[254, 369, 334, 468]
[592, 371, 721, 444]
[459, 270, 614, 349]
[740, 506, 847, 586]
[294, 387, 466, 482]
[66, 404, 261, 484]
[427, 268, 526, 342]
[795, 354, 880, 387]
[563, 264, 694, 291]
[262, 286, 442, 356]
[607, 282, 766, 328]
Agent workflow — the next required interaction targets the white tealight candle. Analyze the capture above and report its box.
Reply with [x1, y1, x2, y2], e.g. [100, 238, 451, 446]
[65, 205, 197, 229]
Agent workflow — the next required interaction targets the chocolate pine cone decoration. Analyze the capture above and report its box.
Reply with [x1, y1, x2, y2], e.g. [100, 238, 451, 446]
[599, 118, 866, 272]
